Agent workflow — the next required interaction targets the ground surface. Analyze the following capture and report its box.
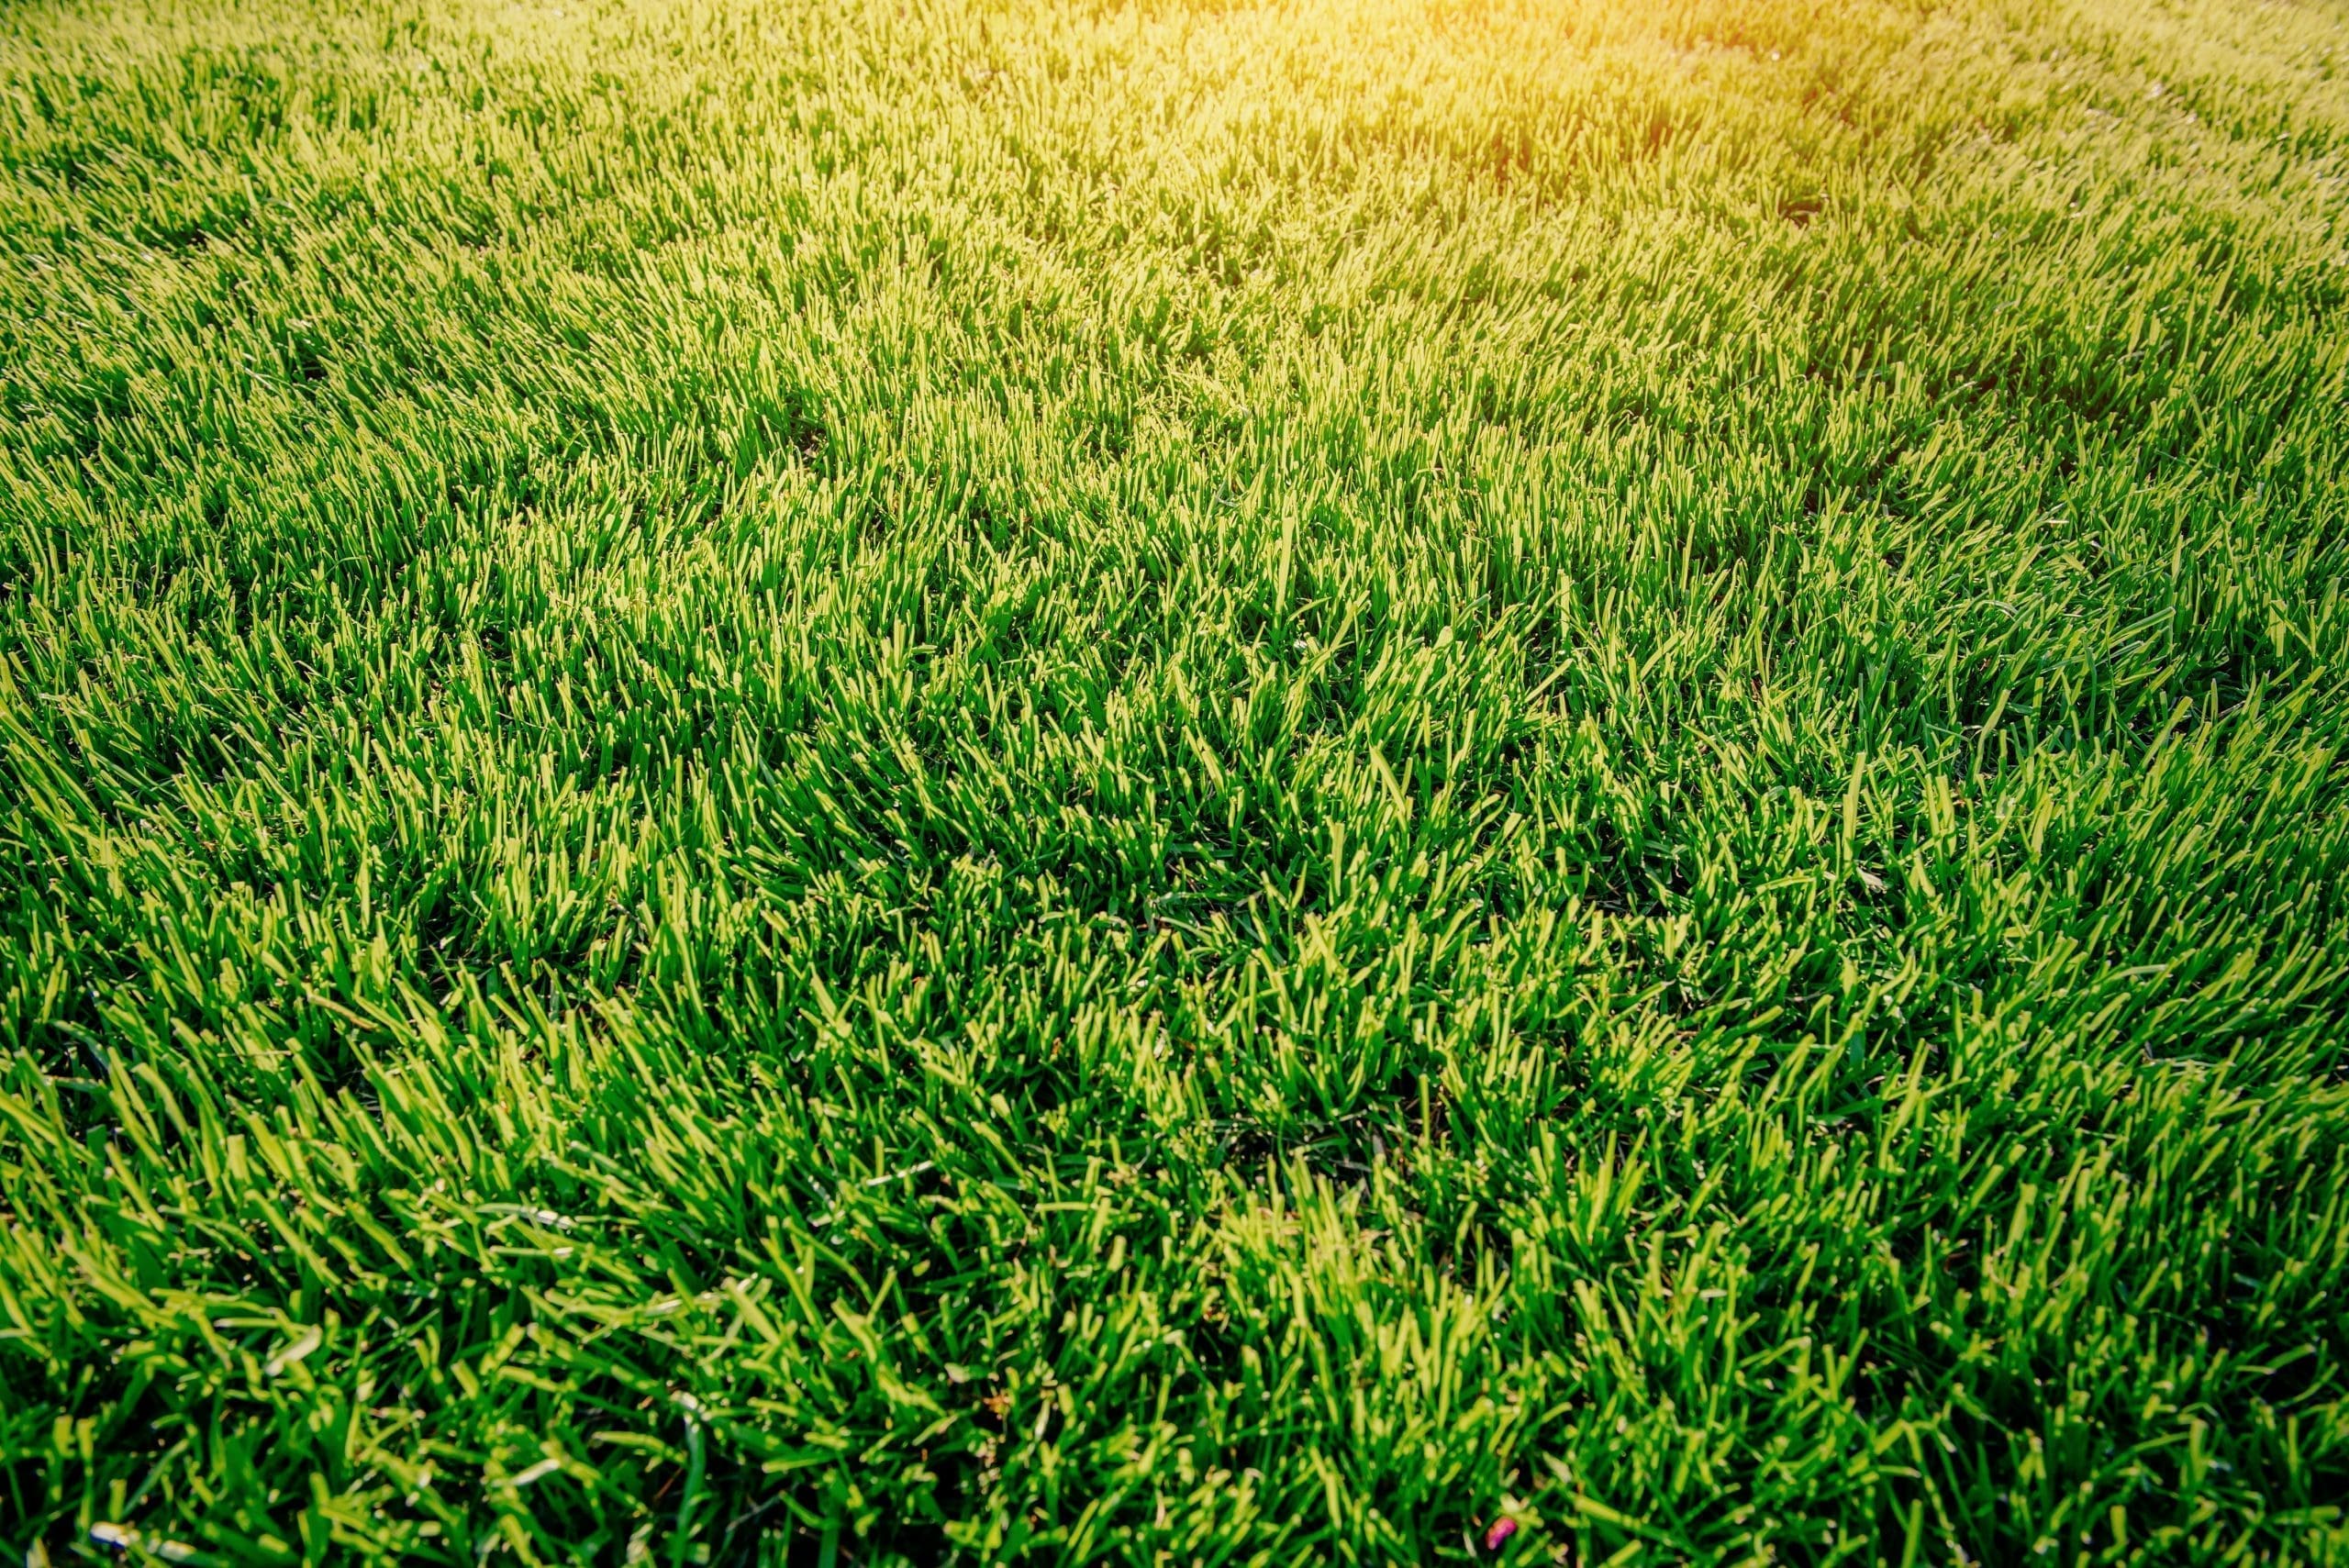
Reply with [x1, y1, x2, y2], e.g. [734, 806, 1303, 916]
[4, 0, 2349, 1560]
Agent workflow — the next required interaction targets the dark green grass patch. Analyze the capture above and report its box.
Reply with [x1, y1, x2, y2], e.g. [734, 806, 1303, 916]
[5, 0, 2349, 1560]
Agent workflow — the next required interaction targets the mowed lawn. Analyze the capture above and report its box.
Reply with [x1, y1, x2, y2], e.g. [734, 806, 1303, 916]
[5, 0, 2349, 1560]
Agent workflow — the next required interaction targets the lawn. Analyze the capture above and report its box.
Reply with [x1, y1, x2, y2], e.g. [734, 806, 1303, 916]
[4, 0, 2348, 1560]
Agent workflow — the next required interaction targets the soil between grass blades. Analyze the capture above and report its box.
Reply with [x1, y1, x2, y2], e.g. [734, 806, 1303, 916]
[5, 0, 2349, 1561]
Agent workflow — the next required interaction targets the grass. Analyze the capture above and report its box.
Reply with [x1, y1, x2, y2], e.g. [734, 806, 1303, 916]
[3, 0, 2349, 1559]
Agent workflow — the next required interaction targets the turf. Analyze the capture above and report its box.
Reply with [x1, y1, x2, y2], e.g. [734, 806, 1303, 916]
[4, 0, 2349, 1560]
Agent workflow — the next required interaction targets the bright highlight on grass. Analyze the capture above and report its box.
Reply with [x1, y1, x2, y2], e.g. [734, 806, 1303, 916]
[3, 0, 2346, 1560]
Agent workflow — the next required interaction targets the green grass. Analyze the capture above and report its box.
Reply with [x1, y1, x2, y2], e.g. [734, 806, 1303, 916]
[4, 0, 2349, 1559]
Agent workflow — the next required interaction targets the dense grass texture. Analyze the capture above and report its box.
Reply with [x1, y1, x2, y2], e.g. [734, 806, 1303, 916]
[5, 0, 2349, 1559]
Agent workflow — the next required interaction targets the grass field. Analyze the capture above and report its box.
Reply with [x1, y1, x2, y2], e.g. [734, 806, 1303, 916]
[5, 0, 2349, 1559]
